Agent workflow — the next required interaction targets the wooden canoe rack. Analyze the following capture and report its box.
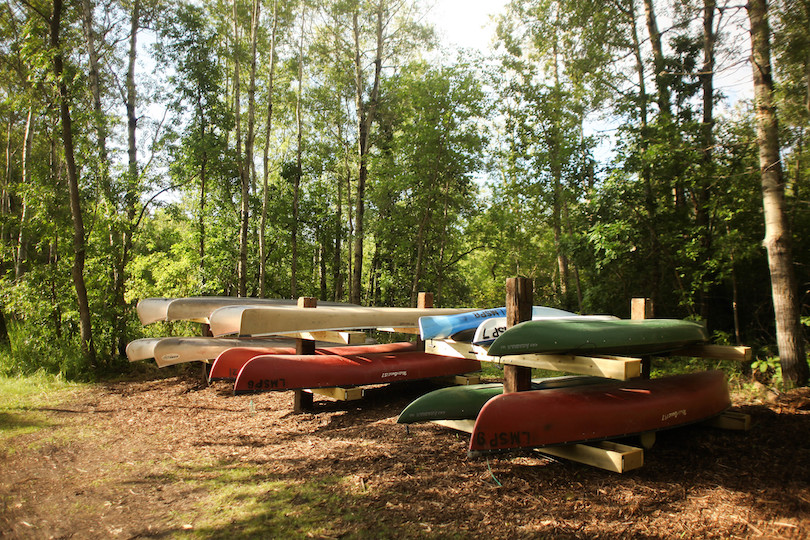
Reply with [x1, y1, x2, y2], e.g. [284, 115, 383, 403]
[425, 339, 644, 380]
[431, 409, 749, 473]
[430, 418, 645, 473]
[282, 330, 367, 345]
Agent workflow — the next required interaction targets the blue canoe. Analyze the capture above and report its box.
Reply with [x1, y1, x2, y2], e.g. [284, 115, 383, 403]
[418, 306, 575, 341]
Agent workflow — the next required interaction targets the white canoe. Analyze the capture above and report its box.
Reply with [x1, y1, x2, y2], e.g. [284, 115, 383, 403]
[136, 296, 353, 325]
[126, 336, 317, 368]
[208, 305, 476, 337]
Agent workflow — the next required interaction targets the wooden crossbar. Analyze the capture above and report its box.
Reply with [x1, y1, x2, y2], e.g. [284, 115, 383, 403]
[377, 327, 420, 334]
[536, 441, 644, 473]
[425, 339, 642, 380]
[704, 410, 751, 431]
[429, 420, 644, 473]
[283, 330, 367, 345]
[668, 344, 752, 362]
[307, 387, 365, 401]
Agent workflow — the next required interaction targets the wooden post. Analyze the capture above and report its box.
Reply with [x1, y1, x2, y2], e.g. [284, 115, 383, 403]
[631, 298, 654, 320]
[504, 277, 533, 393]
[294, 297, 317, 412]
[417, 292, 433, 351]
[631, 298, 653, 379]
[200, 322, 214, 383]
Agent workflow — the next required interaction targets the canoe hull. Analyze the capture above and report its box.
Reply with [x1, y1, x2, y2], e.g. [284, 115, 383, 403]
[233, 350, 481, 394]
[397, 375, 608, 424]
[126, 337, 307, 367]
[418, 306, 575, 341]
[487, 318, 709, 356]
[468, 370, 730, 455]
[209, 341, 419, 381]
[210, 305, 476, 337]
[137, 296, 355, 325]
[472, 315, 619, 345]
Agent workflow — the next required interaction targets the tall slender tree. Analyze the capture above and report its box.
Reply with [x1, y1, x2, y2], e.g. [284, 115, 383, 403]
[748, 0, 808, 387]
[50, 0, 96, 365]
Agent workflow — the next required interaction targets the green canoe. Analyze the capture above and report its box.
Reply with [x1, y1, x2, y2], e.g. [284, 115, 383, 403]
[397, 376, 607, 424]
[487, 318, 708, 357]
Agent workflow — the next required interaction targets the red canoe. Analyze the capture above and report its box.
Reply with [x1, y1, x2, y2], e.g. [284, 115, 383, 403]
[209, 341, 419, 381]
[469, 370, 730, 456]
[233, 349, 481, 394]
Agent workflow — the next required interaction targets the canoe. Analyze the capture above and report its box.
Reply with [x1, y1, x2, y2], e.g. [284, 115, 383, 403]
[486, 318, 708, 357]
[468, 370, 730, 455]
[125, 337, 312, 367]
[233, 350, 481, 394]
[125, 338, 162, 362]
[136, 296, 354, 325]
[418, 306, 575, 341]
[208, 341, 420, 381]
[209, 305, 476, 337]
[471, 314, 619, 345]
[396, 375, 608, 424]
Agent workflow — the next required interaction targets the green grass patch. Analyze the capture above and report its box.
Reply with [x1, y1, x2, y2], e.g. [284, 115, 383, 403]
[169, 462, 375, 539]
[0, 371, 86, 440]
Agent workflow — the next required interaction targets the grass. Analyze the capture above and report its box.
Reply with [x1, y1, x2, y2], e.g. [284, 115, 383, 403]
[0, 371, 86, 441]
[166, 461, 388, 539]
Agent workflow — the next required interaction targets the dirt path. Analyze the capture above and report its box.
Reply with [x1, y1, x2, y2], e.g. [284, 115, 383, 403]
[2, 370, 809, 539]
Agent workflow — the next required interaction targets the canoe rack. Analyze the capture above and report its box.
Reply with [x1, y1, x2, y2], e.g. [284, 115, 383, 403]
[292, 372, 483, 413]
[421, 290, 753, 473]
[431, 410, 751, 473]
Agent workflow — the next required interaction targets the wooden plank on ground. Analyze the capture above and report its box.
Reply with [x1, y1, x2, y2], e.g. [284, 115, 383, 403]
[704, 410, 751, 431]
[669, 344, 752, 362]
[425, 339, 642, 380]
[537, 441, 644, 473]
[308, 387, 365, 401]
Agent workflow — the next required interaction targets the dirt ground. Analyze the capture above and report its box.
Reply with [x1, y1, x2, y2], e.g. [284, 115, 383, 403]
[2, 367, 810, 539]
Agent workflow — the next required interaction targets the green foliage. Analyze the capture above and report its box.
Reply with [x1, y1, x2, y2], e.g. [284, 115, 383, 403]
[0, 0, 807, 381]
[0, 320, 90, 380]
[751, 356, 784, 387]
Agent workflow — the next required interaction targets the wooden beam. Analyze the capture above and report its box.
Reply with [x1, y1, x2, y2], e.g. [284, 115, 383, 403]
[536, 441, 644, 473]
[704, 410, 751, 431]
[293, 389, 313, 411]
[631, 297, 654, 320]
[297, 296, 318, 308]
[504, 277, 533, 393]
[376, 326, 420, 334]
[283, 330, 366, 344]
[308, 387, 365, 401]
[669, 344, 752, 362]
[433, 373, 482, 386]
[425, 339, 642, 380]
[294, 297, 317, 412]
[427, 419, 644, 473]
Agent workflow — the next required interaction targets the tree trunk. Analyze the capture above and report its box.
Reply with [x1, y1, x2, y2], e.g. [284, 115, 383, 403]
[260, 0, 278, 298]
[51, 0, 96, 366]
[351, 2, 383, 305]
[292, 6, 306, 298]
[233, 0, 248, 297]
[117, 0, 140, 357]
[410, 206, 431, 307]
[15, 107, 33, 279]
[748, 0, 808, 387]
[696, 0, 717, 320]
[642, 0, 671, 118]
